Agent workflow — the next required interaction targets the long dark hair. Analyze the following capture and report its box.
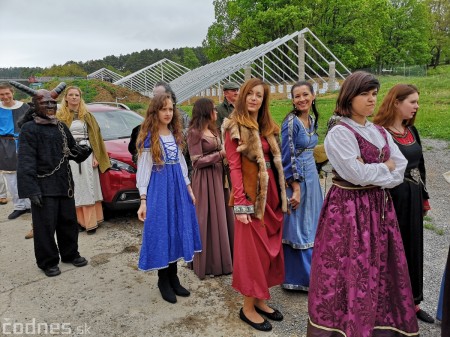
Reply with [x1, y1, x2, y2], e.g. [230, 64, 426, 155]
[284, 81, 319, 129]
[188, 98, 217, 144]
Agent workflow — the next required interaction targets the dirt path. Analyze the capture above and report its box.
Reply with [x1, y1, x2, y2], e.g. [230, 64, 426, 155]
[0, 138, 448, 336]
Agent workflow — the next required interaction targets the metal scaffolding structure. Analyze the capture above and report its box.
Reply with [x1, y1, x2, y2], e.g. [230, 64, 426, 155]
[112, 59, 190, 97]
[172, 28, 351, 103]
[88, 28, 350, 103]
[87, 68, 123, 83]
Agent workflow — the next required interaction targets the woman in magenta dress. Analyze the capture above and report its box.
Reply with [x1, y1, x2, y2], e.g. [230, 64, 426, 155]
[307, 72, 419, 337]
[223, 78, 287, 332]
[187, 98, 234, 280]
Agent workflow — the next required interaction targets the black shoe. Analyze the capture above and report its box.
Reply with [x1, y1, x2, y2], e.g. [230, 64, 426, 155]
[8, 209, 30, 220]
[44, 266, 61, 277]
[255, 306, 284, 321]
[239, 308, 272, 331]
[416, 309, 435, 323]
[78, 223, 86, 232]
[170, 276, 190, 297]
[87, 228, 96, 235]
[62, 256, 88, 267]
[158, 268, 177, 303]
[72, 257, 88, 267]
[158, 279, 177, 303]
[168, 263, 190, 297]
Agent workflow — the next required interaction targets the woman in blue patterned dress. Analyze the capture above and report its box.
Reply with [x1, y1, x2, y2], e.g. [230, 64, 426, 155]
[136, 93, 201, 304]
[281, 81, 323, 291]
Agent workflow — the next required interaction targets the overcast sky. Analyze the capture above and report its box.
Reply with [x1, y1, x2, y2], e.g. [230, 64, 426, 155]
[0, 0, 215, 68]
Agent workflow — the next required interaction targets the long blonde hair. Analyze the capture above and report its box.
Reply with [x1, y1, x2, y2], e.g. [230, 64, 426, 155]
[57, 86, 89, 121]
[136, 94, 184, 165]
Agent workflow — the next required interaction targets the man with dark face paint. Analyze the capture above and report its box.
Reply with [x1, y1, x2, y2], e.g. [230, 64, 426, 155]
[33, 90, 58, 119]
[11, 81, 92, 277]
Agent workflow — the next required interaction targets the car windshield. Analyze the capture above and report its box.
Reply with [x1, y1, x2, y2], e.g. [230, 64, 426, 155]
[91, 109, 143, 141]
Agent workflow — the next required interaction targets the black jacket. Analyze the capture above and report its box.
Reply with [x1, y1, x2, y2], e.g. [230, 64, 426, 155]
[18, 120, 91, 198]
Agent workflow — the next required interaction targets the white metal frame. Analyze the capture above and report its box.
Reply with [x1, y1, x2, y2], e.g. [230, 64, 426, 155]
[113, 58, 190, 96]
[87, 68, 123, 82]
[88, 28, 350, 103]
[171, 28, 351, 103]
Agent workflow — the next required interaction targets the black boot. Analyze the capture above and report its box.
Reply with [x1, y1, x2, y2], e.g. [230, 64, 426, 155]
[157, 268, 177, 303]
[168, 263, 190, 297]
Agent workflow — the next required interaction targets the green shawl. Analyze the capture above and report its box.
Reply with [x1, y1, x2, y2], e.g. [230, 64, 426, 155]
[57, 111, 111, 173]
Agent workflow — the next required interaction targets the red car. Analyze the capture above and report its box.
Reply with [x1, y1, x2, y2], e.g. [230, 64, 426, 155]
[88, 103, 144, 211]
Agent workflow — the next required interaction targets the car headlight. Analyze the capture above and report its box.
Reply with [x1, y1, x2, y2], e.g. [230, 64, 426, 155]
[110, 158, 137, 173]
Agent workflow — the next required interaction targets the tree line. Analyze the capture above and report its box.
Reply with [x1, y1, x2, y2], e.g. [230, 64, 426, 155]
[203, 0, 449, 70]
[0, 47, 207, 79]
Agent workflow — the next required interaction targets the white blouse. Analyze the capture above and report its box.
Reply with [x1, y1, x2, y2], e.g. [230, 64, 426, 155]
[324, 117, 407, 189]
[136, 133, 190, 196]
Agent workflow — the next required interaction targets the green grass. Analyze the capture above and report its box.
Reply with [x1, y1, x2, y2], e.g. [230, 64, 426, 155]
[184, 65, 450, 143]
[377, 68, 450, 141]
[423, 215, 445, 236]
[269, 95, 336, 143]
[424, 222, 445, 236]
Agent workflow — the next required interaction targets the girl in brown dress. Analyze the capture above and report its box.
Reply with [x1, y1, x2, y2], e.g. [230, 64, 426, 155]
[187, 98, 234, 280]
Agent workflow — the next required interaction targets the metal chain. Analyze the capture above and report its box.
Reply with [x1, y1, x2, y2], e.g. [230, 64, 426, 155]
[37, 121, 76, 197]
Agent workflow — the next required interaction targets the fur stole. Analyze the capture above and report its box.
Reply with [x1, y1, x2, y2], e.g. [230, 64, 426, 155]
[222, 117, 287, 219]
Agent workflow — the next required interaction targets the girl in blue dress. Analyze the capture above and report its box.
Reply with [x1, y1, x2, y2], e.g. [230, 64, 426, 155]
[281, 81, 323, 291]
[136, 93, 202, 304]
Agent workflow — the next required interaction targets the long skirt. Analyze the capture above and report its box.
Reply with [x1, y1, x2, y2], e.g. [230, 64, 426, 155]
[282, 172, 322, 290]
[307, 186, 419, 337]
[138, 162, 202, 271]
[192, 162, 234, 279]
[232, 167, 284, 299]
[390, 180, 424, 304]
[282, 245, 313, 291]
[70, 151, 104, 231]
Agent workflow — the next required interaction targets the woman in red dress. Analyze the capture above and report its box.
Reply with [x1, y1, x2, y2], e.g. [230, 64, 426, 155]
[222, 78, 287, 332]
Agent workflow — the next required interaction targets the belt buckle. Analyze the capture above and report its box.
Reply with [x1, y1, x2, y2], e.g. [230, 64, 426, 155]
[410, 168, 420, 183]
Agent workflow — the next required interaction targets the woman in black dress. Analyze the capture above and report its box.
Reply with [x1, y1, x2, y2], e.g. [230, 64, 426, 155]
[374, 84, 433, 323]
